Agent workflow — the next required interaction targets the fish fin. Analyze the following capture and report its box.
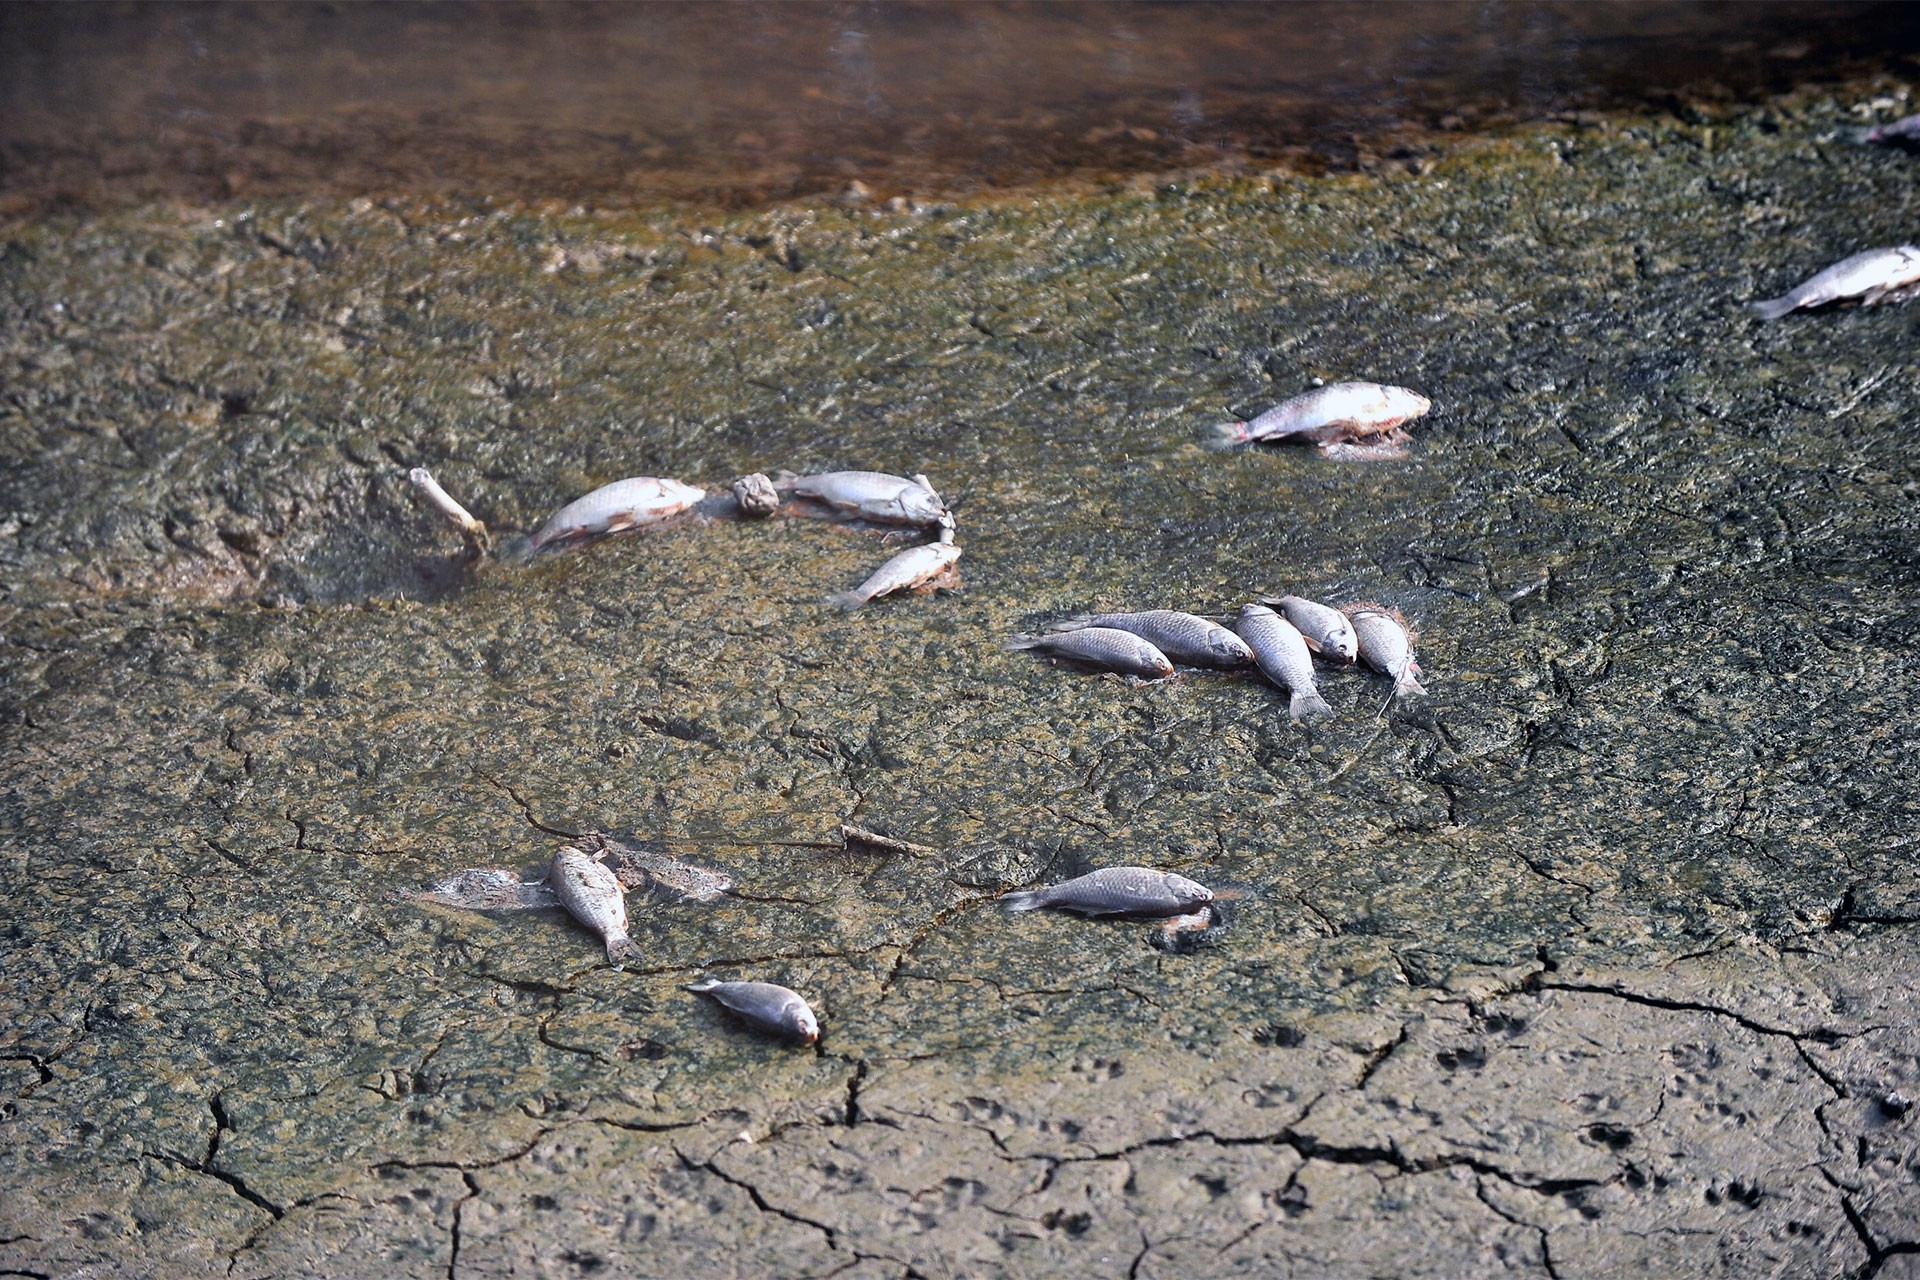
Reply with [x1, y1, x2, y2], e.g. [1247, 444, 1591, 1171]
[1747, 296, 1798, 321]
[827, 590, 867, 611]
[1289, 691, 1334, 721]
[1197, 420, 1253, 450]
[1395, 672, 1429, 697]
[999, 890, 1046, 913]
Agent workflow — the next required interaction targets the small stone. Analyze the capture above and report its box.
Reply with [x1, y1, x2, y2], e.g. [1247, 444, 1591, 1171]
[731, 472, 780, 518]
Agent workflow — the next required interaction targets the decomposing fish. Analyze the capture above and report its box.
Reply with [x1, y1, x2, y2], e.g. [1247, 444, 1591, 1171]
[1268, 595, 1359, 662]
[550, 844, 638, 966]
[1001, 866, 1214, 918]
[1344, 604, 1427, 696]
[730, 472, 781, 519]
[788, 470, 952, 528]
[829, 540, 962, 610]
[1050, 610, 1253, 669]
[1234, 604, 1333, 720]
[415, 867, 556, 911]
[579, 831, 733, 902]
[1203, 382, 1431, 458]
[1748, 245, 1920, 320]
[529, 476, 707, 550]
[686, 979, 820, 1044]
[1864, 113, 1920, 148]
[1007, 626, 1175, 679]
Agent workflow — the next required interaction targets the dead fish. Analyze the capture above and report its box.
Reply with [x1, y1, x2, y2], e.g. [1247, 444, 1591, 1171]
[1001, 866, 1214, 918]
[1344, 604, 1427, 697]
[1050, 610, 1253, 668]
[414, 867, 557, 911]
[529, 476, 706, 550]
[829, 540, 962, 610]
[686, 979, 820, 1044]
[1204, 382, 1431, 454]
[789, 470, 951, 527]
[1268, 595, 1359, 662]
[549, 845, 638, 966]
[1748, 245, 1920, 320]
[1234, 605, 1333, 720]
[730, 472, 780, 519]
[1864, 113, 1920, 147]
[1007, 626, 1175, 679]
[580, 831, 734, 903]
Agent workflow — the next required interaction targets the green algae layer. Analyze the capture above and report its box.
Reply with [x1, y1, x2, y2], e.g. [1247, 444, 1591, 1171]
[2, 91, 1919, 1279]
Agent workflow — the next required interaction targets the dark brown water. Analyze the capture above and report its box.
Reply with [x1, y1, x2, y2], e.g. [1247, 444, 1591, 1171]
[4, 0, 1918, 211]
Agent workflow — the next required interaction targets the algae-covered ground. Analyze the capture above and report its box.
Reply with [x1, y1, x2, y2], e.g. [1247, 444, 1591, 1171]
[2, 86, 1918, 1279]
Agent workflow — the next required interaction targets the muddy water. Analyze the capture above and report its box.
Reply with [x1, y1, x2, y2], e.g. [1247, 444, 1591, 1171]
[3, 9, 1920, 1279]
[5, 1, 1919, 208]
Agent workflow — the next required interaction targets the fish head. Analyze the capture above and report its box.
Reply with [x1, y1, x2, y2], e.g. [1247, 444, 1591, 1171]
[1166, 874, 1214, 906]
[1324, 621, 1360, 661]
[1387, 387, 1433, 420]
[1208, 629, 1256, 665]
[787, 1000, 821, 1043]
[897, 486, 951, 525]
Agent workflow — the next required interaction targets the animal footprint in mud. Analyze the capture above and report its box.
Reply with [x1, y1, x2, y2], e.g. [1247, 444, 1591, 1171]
[1071, 1056, 1125, 1081]
[948, 1096, 1006, 1124]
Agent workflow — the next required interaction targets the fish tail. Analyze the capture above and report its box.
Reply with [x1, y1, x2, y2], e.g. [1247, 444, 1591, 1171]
[1395, 671, 1429, 697]
[827, 589, 868, 611]
[684, 978, 721, 993]
[1004, 633, 1045, 652]
[1289, 691, 1334, 721]
[1197, 420, 1252, 450]
[606, 935, 639, 969]
[1000, 890, 1046, 913]
[1747, 296, 1798, 321]
[1046, 614, 1093, 633]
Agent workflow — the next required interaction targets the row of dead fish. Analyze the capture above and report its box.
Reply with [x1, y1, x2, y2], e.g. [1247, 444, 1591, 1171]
[1009, 598, 1425, 720]
[416, 836, 1237, 1047]
[413, 466, 964, 610]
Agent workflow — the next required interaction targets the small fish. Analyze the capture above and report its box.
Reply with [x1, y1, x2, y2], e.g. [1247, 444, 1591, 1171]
[1268, 596, 1359, 662]
[829, 540, 962, 610]
[581, 832, 733, 903]
[1344, 604, 1427, 696]
[1864, 113, 1920, 148]
[1748, 245, 1920, 320]
[549, 845, 638, 966]
[1234, 605, 1333, 720]
[1204, 382, 1431, 455]
[686, 979, 820, 1044]
[789, 470, 951, 527]
[529, 476, 706, 550]
[1007, 626, 1175, 678]
[1001, 866, 1214, 918]
[1050, 610, 1253, 668]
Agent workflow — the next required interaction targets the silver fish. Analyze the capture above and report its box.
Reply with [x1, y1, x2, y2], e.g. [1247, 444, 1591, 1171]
[790, 470, 951, 527]
[1007, 626, 1175, 679]
[1344, 605, 1427, 697]
[1269, 595, 1359, 662]
[1748, 246, 1920, 320]
[1205, 382, 1431, 453]
[1051, 610, 1253, 668]
[1865, 113, 1920, 147]
[829, 540, 962, 610]
[1234, 605, 1333, 720]
[686, 979, 820, 1044]
[549, 845, 638, 966]
[529, 476, 706, 550]
[1001, 866, 1214, 918]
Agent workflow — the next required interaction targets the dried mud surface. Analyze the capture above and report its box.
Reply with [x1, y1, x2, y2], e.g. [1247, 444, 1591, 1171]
[2, 86, 1918, 1278]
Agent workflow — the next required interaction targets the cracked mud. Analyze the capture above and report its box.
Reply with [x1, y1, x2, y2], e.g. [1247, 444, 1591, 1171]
[3, 85, 1919, 1279]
